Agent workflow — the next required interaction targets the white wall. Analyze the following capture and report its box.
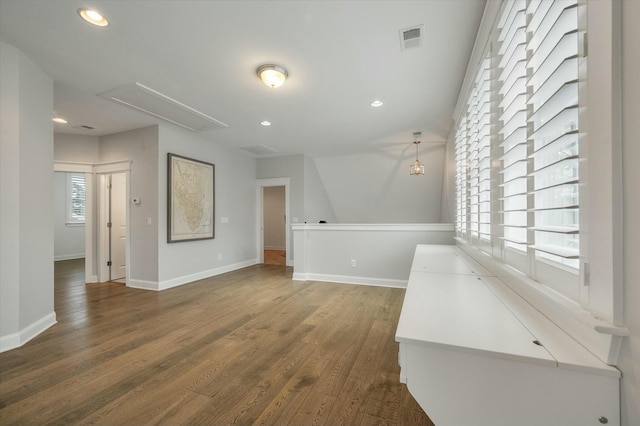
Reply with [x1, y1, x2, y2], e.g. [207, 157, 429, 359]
[304, 156, 337, 223]
[0, 41, 55, 350]
[313, 145, 445, 223]
[53, 173, 85, 260]
[53, 133, 99, 163]
[619, 0, 640, 423]
[263, 186, 286, 250]
[99, 126, 159, 284]
[157, 124, 257, 288]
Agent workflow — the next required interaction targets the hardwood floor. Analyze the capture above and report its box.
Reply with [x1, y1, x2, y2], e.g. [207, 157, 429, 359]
[264, 249, 286, 265]
[0, 259, 433, 425]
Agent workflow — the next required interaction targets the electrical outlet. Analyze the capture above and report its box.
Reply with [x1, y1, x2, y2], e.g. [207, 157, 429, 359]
[351, 259, 356, 267]
[218, 253, 222, 260]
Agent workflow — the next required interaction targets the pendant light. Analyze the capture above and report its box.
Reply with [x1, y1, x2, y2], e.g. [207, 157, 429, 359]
[410, 133, 425, 175]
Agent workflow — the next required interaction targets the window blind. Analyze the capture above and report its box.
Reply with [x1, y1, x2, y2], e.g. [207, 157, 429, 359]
[69, 174, 86, 223]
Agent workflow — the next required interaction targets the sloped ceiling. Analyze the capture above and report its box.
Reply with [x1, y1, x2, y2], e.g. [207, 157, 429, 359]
[0, 0, 485, 157]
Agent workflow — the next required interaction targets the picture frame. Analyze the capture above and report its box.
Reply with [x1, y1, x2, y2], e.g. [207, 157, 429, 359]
[167, 153, 215, 243]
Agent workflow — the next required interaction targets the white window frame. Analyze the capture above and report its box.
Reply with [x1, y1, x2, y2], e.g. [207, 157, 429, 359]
[450, 0, 627, 366]
[66, 173, 86, 225]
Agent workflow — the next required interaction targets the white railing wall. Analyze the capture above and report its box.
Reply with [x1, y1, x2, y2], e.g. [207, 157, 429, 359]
[292, 223, 454, 287]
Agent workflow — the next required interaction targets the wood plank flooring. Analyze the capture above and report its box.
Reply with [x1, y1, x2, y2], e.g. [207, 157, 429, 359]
[264, 250, 286, 266]
[0, 259, 433, 425]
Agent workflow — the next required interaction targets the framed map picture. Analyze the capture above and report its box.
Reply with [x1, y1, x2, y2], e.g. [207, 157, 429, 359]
[167, 153, 215, 243]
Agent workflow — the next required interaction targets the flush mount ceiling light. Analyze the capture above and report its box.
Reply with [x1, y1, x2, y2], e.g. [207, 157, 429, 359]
[410, 132, 425, 176]
[52, 112, 68, 124]
[370, 100, 384, 107]
[260, 120, 272, 126]
[257, 64, 288, 88]
[78, 8, 109, 27]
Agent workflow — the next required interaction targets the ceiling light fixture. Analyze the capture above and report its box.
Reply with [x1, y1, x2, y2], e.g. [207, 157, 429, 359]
[260, 120, 272, 126]
[257, 64, 288, 88]
[78, 8, 109, 27]
[370, 100, 384, 107]
[52, 111, 68, 124]
[410, 132, 425, 176]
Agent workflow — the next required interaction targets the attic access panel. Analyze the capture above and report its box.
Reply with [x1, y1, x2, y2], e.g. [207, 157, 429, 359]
[99, 82, 228, 132]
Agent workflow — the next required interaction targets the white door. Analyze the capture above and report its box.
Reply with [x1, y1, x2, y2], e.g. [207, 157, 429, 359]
[110, 173, 127, 281]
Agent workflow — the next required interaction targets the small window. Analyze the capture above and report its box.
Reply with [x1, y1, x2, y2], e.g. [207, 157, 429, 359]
[66, 173, 86, 224]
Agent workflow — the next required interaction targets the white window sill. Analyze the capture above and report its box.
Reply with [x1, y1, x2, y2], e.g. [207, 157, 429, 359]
[65, 222, 85, 227]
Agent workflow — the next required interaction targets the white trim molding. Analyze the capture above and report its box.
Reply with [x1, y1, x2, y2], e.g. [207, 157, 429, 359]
[54, 254, 85, 262]
[131, 259, 258, 291]
[0, 312, 57, 353]
[294, 273, 407, 289]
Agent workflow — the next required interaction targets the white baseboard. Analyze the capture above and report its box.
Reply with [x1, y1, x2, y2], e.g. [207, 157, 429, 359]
[264, 245, 286, 250]
[292, 272, 307, 281]
[128, 279, 160, 291]
[128, 259, 259, 292]
[295, 273, 407, 288]
[0, 312, 57, 353]
[54, 254, 85, 261]
[86, 275, 98, 283]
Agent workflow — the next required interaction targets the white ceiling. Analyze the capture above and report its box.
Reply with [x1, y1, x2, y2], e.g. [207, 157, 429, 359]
[0, 0, 485, 158]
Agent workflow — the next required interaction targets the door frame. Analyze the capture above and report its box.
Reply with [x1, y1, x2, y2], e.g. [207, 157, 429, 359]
[53, 162, 95, 283]
[96, 162, 131, 284]
[54, 160, 131, 284]
[256, 178, 291, 266]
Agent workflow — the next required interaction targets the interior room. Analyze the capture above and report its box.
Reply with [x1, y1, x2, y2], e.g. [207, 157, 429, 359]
[1, 1, 638, 425]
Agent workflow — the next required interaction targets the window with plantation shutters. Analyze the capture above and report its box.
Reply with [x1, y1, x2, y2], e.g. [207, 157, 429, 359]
[455, 55, 492, 249]
[455, 118, 468, 238]
[67, 173, 86, 224]
[498, 0, 528, 264]
[526, 0, 580, 273]
[452, 0, 625, 368]
[475, 56, 492, 246]
[455, 0, 582, 301]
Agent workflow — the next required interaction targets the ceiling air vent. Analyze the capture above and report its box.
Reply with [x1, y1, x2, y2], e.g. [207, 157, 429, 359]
[240, 145, 278, 156]
[98, 82, 228, 132]
[400, 25, 423, 51]
[73, 125, 95, 131]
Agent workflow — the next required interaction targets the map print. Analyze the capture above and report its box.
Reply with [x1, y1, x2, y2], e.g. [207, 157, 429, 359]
[169, 154, 214, 241]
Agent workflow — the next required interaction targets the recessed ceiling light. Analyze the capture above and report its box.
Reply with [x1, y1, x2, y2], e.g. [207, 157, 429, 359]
[370, 100, 384, 107]
[260, 121, 272, 126]
[53, 117, 68, 124]
[78, 8, 109, 27]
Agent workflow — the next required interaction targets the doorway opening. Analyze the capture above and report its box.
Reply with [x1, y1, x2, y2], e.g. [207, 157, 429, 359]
[53, 171, 87, 273]
[263, 186, 286, 265]
[256, 178, 290, 266]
